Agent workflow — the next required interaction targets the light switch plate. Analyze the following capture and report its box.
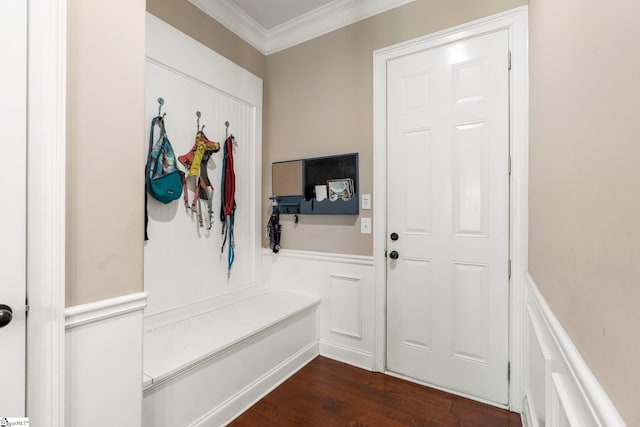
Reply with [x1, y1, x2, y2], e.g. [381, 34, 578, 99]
[361, 217, 372, 234]
[362, 194, 371, 210]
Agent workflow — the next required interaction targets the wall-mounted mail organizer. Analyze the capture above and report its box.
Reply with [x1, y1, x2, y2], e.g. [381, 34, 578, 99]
[271, 153, 359, 215]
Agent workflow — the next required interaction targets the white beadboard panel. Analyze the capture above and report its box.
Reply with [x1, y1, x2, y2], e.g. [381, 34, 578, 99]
[146, 13, 262, 105]
[144, 14, 263, 317]
[523, 272, 626, 427]
[143, 307, 318, 427]
[65, 295, 146, 427]
[263, 249, 375, 369]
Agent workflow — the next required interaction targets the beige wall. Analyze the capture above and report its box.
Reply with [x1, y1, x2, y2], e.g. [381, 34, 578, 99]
[529, 0, 640, 425]
[66, 0, 146, 306]
[263, 0, 526, 255]
[146, 0, 266, 79]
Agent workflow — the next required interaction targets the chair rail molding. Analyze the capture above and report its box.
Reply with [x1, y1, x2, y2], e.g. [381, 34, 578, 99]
[65, 292, 148, 329]
[522, 272, 626, 427]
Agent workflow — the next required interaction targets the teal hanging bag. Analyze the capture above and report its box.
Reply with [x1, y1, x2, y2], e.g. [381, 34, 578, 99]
[145, 115, 183, 204]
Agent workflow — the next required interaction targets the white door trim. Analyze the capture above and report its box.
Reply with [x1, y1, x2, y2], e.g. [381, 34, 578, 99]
[372, 6, 528, 412]
[26, 0, 67, 424]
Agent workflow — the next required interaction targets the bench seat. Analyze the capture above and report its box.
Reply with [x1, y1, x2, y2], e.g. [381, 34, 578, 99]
[142, 290, 320, 426]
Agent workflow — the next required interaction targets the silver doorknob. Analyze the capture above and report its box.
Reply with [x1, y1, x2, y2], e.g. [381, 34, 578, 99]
[389, 250, 399, 260]
[0, 304, 13, 328]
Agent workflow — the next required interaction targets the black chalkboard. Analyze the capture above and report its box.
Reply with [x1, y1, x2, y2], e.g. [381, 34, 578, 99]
[303, 154, 358, 200]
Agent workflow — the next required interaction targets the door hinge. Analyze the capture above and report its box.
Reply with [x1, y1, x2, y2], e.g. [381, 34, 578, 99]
[508, 51, 512, 70]
[508, 155, 512, 175]
[384, 249, 387, 258]
[508, 362, 511, 382]
[508, 259, 512, 279]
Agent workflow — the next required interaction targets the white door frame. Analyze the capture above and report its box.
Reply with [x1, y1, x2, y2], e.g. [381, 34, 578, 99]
[372, 6, 528, 412]
[26, 0, 67, 425]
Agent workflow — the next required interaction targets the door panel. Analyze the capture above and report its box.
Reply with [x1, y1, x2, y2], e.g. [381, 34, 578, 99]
[0, 0, 27, 417]
[402, 129, 432, 234]
[453, 121, 489, 236]
[386, 29, 510, 405]
[452, 262, 490, 363]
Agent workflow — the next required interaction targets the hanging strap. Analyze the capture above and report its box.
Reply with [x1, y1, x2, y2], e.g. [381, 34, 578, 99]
[186, 139, 206, 179]
[145, 115, 164, 240]
[224, 136, 236, 216]
[267, 211, 281, 253]
[219, 136, 236, 271]
[145, 191, 149, 241]
[220, 139, 228, 249]
[199, 151, 215, 230]
[227, 213, 235, 269]
[179, 171, 188, 207]
[226, 136, 236, 270]
[220, 148, 227, 223]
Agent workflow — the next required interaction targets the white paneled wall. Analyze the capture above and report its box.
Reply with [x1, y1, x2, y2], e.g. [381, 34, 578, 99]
[144, 13, 263, 316]
[263, 249, 376, 369]
[523, 273, 626, 427]
[65, 293, 147, 427]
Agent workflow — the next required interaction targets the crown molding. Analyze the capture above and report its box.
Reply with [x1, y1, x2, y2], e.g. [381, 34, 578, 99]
[189, 0, 415, 55]
[189, 0, 267, 53]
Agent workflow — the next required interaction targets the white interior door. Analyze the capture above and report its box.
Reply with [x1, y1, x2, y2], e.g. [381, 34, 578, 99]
[0, 0, 27, 417]
[386, 29, 510, 405]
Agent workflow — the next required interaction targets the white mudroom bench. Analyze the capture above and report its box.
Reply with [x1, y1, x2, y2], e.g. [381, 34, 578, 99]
[142, 290, 320, 427]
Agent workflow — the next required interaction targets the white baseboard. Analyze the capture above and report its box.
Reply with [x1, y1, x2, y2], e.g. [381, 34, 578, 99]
[193, 341, 319, 426]
[523, 272, 626, 427]
[319, 340, 374, 371]
[65, 293, 147, 427]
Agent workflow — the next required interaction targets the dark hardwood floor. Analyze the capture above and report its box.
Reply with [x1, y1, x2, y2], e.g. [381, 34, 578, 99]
[229, 356, 522, 427]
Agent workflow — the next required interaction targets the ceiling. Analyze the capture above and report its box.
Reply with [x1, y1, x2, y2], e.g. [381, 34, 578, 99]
[230, 0, 336, 30]
[189, 0, 415, 55]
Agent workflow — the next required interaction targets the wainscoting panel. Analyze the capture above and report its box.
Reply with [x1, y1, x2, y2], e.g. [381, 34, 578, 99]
[263, 249, 375, 369]
[329, 274, 363, 339]
[522, 273, 625, 427]
[65, 293, 147, 427]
